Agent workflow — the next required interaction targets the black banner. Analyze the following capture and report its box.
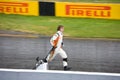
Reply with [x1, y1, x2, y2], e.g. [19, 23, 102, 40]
[39, 2, 55, 16]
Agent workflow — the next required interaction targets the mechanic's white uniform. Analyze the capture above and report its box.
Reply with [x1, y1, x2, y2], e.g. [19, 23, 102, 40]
[46, 31, 68, 67]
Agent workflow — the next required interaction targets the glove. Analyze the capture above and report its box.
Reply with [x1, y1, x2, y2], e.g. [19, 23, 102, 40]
[52, 46, 57, 50]
[62, 42, 64, 45]
[62, 42, 64, 47]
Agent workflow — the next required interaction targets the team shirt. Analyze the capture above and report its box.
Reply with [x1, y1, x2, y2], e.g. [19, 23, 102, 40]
[50, 31, 63, 48]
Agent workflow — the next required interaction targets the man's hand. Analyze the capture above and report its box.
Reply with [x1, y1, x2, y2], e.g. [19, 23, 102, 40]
[62, 42, 64, 47]
[52, 46, 57, 50]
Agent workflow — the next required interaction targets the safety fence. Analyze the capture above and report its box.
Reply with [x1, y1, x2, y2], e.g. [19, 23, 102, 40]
[0, 0, 120, 19]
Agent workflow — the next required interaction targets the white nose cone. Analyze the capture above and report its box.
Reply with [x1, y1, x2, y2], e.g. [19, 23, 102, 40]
[36, 63, 48, 70]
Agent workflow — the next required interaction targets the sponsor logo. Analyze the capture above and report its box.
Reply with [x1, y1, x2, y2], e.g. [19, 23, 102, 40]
[0, 2, 29, 13]
[66, 5, 111, 17]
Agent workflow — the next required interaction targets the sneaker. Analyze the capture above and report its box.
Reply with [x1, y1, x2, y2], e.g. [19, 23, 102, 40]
[64, 66, 71, 71]
[36, 57, 40, 62]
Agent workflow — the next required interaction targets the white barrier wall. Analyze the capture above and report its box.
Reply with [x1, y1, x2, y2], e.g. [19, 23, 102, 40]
[0, 69, 120, 80]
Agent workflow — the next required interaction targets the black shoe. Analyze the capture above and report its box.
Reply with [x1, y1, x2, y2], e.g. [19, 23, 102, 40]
[64, 66, 71, 71]
[36, 57, 40, 62]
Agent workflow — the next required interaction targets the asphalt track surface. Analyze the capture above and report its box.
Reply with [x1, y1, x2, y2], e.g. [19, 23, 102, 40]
[0, 35, 120, 73]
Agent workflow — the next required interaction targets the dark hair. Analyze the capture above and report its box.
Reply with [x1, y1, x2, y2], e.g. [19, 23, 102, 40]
[57, 25, 64, 31]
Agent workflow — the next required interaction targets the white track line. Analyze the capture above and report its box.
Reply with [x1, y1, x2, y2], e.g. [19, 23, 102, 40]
[0, 68, 120, 77]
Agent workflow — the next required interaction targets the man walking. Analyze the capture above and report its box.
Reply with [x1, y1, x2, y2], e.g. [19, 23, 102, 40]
[35, 25, 71, 71]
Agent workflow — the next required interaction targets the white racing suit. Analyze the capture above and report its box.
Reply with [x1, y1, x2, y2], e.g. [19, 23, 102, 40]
[44, 31, 68, 68]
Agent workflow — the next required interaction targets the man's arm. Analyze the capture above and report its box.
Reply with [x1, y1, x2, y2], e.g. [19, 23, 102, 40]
[50, 33, 59, 47]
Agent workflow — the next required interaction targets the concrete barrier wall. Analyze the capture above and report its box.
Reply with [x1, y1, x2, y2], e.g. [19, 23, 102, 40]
[0, 1, 39, 16]
[0, 69, 120, 80]
[55, 2, 120, 19]
[0, 1, 120, 19]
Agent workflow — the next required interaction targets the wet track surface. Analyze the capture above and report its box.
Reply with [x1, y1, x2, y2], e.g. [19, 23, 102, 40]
[0, 36, 120, 73]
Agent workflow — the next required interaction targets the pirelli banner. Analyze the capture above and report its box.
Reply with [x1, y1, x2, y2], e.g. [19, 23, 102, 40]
[55, 2, 120, 19]
[0, 1, 120, 19]
[0, 1, 39, 16]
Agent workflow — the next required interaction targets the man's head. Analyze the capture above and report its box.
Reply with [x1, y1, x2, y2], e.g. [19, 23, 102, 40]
[57, 25, 64, 32]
